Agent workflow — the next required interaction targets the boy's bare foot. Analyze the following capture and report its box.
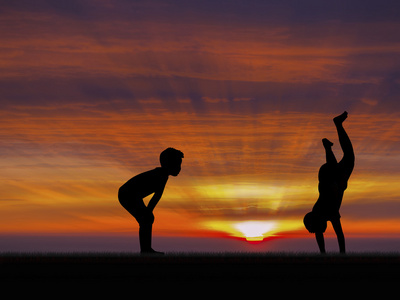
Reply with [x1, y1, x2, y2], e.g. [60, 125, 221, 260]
[334, 111, 348, 125]
[322, 138, 333, 148]
[141, 248, 165, 255]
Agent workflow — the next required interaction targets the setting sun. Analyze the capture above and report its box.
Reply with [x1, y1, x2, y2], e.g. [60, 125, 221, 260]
[201, 219, 302, 242]
[234, 221, 276, 242]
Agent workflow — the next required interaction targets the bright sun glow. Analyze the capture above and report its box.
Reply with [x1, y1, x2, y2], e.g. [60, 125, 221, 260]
[202, 219, 302, 242]
[233, 221, 276, 242]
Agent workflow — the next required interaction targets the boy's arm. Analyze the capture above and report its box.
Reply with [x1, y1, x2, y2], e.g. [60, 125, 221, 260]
[147, 181, 167, 212]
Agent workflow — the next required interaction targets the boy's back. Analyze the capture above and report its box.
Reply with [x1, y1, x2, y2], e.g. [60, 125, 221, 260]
[119, 167, 168, 200]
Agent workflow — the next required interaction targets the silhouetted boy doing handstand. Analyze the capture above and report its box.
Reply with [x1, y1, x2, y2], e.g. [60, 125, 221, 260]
[118, 148, 183, 254]
[304, 112, 354, 253]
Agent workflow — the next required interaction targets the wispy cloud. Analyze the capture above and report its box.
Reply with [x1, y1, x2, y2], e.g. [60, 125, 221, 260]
[1, 103, 399, 236]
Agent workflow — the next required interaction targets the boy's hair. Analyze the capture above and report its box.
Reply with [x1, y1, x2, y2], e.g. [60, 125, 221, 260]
[160, 148, 184, 168]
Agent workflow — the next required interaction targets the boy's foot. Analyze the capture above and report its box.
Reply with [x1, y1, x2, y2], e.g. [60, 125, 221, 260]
[141, 248, 165, 255]
[333, 111, 348, 125]
[322, 138, 333, 148]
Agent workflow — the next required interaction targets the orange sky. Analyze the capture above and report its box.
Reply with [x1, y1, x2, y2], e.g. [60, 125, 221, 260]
[1, 110, 399, 240]
[1, 1, 400, 247]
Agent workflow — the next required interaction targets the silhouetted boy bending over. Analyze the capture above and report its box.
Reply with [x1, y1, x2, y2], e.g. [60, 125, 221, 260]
[118, 148, 184, 254]
[304, 112, 354, 253]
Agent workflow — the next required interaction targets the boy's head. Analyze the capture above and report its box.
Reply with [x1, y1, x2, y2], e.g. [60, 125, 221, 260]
[160, 148, 184, 176]
[303, 211, 327, 233]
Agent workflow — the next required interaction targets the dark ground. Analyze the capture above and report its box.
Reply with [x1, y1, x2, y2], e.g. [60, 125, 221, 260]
[1, 253, 399, 295]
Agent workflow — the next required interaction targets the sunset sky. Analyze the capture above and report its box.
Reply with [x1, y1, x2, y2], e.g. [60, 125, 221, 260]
[1, 0, 400, 252]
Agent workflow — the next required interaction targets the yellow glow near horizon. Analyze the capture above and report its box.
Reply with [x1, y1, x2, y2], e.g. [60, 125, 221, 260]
[202, 219, 303, 242]
[234, 221, 276, 242]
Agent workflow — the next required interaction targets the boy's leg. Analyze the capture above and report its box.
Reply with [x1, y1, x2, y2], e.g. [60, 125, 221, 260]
[331, 218, 346, 253]
[323, 138, 337, 164]
[119, 198, 156, 253]
[138, 211, 164, 254]
[138, 211, 154, 253]
[315, 232, 326, 253]
[139, 224, 153, 252]
[334, 112, 355, 177]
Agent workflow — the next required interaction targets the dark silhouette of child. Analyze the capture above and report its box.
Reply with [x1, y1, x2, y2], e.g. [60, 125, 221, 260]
[118, 148, 184, 254]
[304, 111, 354, 253]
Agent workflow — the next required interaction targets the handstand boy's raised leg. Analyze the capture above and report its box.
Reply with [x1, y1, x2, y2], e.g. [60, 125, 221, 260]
[334, 111, 355, 179]
[322, 138, 337, 165]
